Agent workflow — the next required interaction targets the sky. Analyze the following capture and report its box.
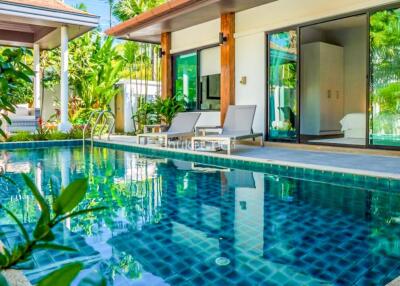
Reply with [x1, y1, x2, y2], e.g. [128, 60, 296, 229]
[65, 0, 119, 31]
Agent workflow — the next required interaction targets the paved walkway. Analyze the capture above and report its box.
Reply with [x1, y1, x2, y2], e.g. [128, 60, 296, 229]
[104, 135, 400, 179]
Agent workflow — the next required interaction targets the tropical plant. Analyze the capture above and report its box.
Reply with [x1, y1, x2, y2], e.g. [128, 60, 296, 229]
[103, 0, 115, 28]
[0, 174, 106, 285]
[133, 97, 158, 133]
[113, 0, 165, 21]
[4, 131, 34, 142]
[5, 127, 87, 142]
[154, 97, 185, 125]
[370, 9, 400, 84]
[114, 0, 164, 103]
[0, 48, 34, 137]
[68, 33, 124, 124]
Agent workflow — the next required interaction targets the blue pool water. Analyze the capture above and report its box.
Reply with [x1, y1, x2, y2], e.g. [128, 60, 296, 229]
[1, 146, 400, 285]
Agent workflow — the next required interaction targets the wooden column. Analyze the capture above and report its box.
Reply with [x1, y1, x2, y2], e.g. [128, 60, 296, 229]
[161, 32, 172, 99]
[220, 13, 235, 124]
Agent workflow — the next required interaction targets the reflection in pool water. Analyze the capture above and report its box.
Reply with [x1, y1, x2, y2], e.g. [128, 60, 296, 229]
[0, 146, 400, 285]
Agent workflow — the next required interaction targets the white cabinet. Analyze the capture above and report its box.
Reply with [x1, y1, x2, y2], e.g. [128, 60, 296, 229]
[300, 42, 344, 135]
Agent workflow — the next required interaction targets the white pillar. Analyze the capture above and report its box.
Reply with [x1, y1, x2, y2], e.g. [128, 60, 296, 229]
[58, 26, 72, 132]
[33, 44, 41, 114]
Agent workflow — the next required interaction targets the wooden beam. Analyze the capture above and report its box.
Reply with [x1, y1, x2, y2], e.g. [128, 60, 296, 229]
[161, 32, 172, 99]
[220, 13, 235, 124]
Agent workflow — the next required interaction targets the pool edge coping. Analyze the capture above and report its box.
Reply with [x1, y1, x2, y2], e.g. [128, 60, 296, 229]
[1, 138, 399, 181]
[93, 139, 400, 181]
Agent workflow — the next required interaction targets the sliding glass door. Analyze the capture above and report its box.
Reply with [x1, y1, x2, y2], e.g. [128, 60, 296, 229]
[174, 52, 198, 111]
[369, 8, 400, 147]
[268, 30, 298, 141]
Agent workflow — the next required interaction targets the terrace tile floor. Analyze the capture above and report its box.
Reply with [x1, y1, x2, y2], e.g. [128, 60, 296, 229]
[103, 135, 400, 179]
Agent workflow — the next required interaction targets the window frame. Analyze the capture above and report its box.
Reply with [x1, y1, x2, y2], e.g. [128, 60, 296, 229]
[264, 2, 400, 150]
[172, 44, 221, 112]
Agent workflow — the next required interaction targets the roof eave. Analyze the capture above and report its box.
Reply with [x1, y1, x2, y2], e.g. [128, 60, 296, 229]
[105, 0, 205, 38]
[0, 1, 99, 27]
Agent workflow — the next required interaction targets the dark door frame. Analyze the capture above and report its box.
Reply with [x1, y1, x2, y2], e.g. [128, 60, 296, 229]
[265, 28, 300, 143]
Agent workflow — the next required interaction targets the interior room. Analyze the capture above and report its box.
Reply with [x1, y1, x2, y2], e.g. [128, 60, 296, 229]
[300, 15, 367, 146]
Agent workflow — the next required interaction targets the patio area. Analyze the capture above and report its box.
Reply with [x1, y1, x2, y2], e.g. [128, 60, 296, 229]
[101, 135, 400, 179]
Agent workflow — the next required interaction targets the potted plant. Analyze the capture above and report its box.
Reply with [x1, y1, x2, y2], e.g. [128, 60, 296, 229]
[154, 97, 185, 126]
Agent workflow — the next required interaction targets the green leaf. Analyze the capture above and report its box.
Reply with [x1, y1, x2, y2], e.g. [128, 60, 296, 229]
[53, 178, 88, 215]
[1, 207, 30, 243]
[21, 174, 52, 239]
[33, 243, 77, 252]
[38, 262, 83, 286]
[0, 252, 10, 267]
[36, 227, 54, 242]
[0, 273, 9, 286]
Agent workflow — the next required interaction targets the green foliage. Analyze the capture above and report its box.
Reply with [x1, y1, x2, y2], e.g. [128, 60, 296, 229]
[5, 131, 34, 142]
[132, 96, 185, 133]
[69, 33, 124, 124]
[370, 9, 400, 138]
[45, 131, 69, 141]
[11, 78, 33, 105]
[133, 97, 158, 133]
[37, 262, 83, 286]
[113, 0, 166, 22]
[154, 97, 185, 125]
[5, 127, 87, 142]
[53, 179, 88, 215]
[0, 273, 8, 286]
[372, 82, 400, 114]
[174, 53, 198, 110]
[0, 174, 106, 285]
[0, 48, 34, 138]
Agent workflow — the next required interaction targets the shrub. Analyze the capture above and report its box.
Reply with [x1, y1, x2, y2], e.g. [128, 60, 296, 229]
[6, 131, 35, 142]
[46, 131, 69, 141]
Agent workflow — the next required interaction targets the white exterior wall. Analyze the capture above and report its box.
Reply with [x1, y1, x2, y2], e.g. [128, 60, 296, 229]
[235, 33, 266, 133]
[171, 19, 220, 54]
[42, 85, 60, 121]
[235, 0, 397, 36]
[120, 80, 160, 133]
[170, 0, 398, 133]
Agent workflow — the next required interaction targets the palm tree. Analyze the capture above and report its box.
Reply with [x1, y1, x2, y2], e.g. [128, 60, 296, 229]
[104, 0, 115, 28]
[113, 0, 165, 102]
[113, 0, 165, 22]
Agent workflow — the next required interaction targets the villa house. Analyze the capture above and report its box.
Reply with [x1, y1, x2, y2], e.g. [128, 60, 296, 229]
[107, 0, 400, 150]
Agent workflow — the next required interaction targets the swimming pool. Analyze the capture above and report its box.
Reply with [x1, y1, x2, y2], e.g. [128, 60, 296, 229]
[1, 145, 400, 285]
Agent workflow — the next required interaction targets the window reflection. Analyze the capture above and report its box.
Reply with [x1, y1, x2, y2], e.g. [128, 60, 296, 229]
[174, 52, 198, 111]
[370, 8, 400, 147]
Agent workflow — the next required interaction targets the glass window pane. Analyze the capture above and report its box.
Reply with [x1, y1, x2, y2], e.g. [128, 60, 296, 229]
[268, 30, 298, 141]
[199, 47, 220, 111]
[370, 8, 400, 147]
[174, 52, 198, 111]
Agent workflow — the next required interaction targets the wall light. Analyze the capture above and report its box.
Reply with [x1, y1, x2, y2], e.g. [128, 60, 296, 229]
[219, 32, 228, 45]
